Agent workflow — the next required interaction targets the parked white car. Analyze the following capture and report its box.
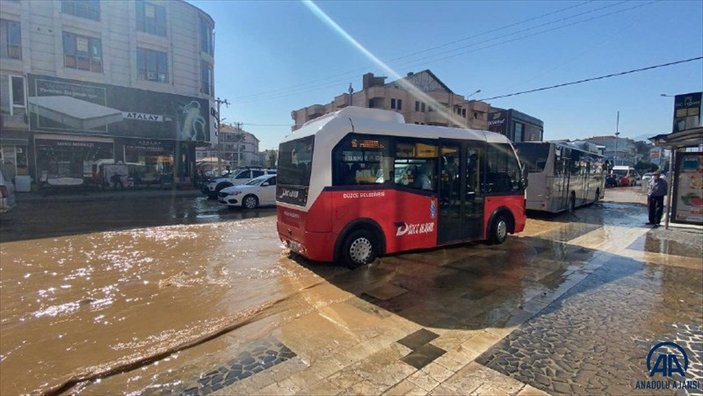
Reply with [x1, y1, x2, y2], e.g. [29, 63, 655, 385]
[202, 168, 276, 198]
[218, 174, 277, 209]
[0, 169, 17, 213]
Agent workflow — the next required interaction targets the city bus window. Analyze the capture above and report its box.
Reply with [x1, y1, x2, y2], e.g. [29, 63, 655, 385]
[466, 147, 480, 193]
[332, 135, 391, 186]
[278, 136, 314, 187]
[515, 143, 549, 172]
[394, 139, 437, 191]
[485, 143, 521, 193]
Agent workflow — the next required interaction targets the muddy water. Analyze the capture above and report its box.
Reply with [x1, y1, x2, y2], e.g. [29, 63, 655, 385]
[1, 189, 697, 395]
[0, 218, 294, 395]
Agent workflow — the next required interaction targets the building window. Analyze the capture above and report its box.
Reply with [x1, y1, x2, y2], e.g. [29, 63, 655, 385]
[199, 17, 213, 55]
[63, 32, 102, 72]
[201, 61, 213, 95]
[415, 101, 420, 112]
[137, 48, 168, 83]
[391, 98, 396, 109]
[62, 0, 100, 20]
[9, 75, 26, 116]
[463, 109, 467, 117]
[421, 102, 426, 112]
[0, 19, 21, 59]
[513, 122, 524, 142]
[397, 99, 402, 111]
[136, 0, 166, 36]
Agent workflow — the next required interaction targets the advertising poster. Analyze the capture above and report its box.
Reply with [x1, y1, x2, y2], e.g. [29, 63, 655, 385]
[673, 153, 703, 224]
[27, 74, 210, 143]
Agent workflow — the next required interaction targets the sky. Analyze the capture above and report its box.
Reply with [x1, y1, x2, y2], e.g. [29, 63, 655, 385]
[189, 0, 703, 150]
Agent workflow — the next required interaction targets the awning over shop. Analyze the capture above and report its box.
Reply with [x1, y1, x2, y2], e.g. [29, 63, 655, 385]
[0, 137, 29, 146]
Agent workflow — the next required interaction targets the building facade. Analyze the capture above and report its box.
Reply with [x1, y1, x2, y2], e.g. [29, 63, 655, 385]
[291, 70, 490, 131]
[487, 107, 543, 142]
[195, 124, 262, 167]
[0, 0, 215, 189]
[584, 135, 637, 166]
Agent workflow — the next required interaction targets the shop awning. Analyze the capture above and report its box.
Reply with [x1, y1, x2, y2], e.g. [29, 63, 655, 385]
[0, 137, 29, 145]
[649, 127, 703, 148]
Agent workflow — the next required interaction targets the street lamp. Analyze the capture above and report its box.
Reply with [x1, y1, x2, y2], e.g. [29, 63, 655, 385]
[467, 89, 481, 99]
[660, 93, 676, 97]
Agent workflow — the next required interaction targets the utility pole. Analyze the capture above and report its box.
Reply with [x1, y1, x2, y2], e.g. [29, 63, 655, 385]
[234, 121, 243, 168]
[614, 111, 620, 167]
[214, 97, 230, 175]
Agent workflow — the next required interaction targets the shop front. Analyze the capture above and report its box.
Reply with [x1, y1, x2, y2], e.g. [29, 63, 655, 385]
[116, 138, 176, 187]
[0, 135, 30, 191]
[25, 74, 211, 189]
[33, 134, 114, 187]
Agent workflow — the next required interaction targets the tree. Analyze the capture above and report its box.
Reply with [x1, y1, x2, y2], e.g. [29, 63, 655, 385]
[634, 140, 652, 157]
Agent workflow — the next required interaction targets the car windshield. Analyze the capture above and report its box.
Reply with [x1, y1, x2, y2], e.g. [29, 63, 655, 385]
[245, 175, 270, 186]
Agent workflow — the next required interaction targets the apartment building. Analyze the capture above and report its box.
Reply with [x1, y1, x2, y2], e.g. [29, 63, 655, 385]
[0, 0, 215, 189]
[585, 135, 637, 166]
[195, 124, 262, 167]
[291, 70, 490, 131]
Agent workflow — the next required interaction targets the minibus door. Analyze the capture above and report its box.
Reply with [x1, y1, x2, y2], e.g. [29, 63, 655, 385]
[437, 142, 484, 244]
[463, 143, 484, 240]
[438, 142, 463, 244]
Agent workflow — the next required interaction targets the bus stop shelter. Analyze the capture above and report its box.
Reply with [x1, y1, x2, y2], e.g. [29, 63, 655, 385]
[649, 126, 703, 229]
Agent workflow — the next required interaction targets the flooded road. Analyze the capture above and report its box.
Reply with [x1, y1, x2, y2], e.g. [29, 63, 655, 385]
[0, 189, 701, 395]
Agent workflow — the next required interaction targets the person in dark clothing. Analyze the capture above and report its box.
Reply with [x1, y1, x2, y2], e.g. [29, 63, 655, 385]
[647, 170, 667, 227]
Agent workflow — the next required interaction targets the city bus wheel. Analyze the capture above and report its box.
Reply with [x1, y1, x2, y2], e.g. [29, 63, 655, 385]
[342, 230, 377, 269]
[243, 195, 259, 209]
[568, 193, 576, 213]
[489, 215, 509, 245]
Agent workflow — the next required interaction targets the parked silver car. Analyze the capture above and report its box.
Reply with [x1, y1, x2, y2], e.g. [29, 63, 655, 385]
[0, 169, 16, 213]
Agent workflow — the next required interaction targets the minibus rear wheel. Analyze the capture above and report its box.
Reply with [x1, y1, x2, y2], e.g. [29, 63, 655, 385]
[341, 229, 377, 269]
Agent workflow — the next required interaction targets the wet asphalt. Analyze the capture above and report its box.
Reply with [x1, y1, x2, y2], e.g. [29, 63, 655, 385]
[0, 187, 701, 395]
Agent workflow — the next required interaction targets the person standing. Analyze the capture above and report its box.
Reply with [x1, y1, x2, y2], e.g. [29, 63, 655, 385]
[647, 170, 668, 227]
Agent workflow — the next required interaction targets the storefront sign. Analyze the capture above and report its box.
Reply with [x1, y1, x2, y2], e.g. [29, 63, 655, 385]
[488, 111, 506, 134]
[123, 112, 170, 122]
[672, 92, 702, 133]
[125, 139, 175, 152]
[28, 74, 210, 142]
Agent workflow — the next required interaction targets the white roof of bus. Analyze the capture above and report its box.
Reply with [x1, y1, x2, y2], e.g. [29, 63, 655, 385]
[282, 106, 510, 145]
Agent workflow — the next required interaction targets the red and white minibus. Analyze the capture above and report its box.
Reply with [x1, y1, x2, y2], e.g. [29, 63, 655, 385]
[276, 107, 526, 268]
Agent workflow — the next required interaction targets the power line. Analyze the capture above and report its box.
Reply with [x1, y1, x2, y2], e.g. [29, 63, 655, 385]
[232, 1, 597, 101]
[479, 56, 703, 101]
[240, 122, 291, 127]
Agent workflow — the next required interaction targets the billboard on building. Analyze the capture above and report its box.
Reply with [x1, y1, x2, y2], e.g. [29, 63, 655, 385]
[672, 92, 702, 133]
[488, 111, 507, 135]
[27, 74, 210, 142]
